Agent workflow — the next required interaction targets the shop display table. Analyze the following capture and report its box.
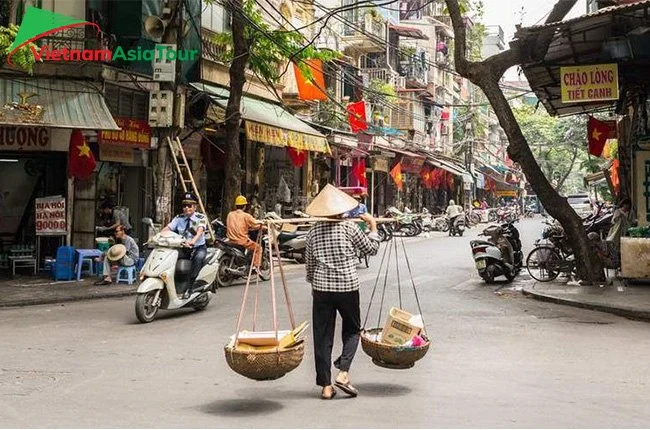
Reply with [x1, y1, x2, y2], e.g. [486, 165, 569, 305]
[9, 256, 37, 276]
[75, 249, 103, 281]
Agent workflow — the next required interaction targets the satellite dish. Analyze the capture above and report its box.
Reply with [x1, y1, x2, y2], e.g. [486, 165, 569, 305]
[144, 15, 166, 40]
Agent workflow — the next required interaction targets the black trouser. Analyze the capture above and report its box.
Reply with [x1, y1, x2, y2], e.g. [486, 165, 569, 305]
[181, 245, 207, 286]
[312, 290, 361, 387]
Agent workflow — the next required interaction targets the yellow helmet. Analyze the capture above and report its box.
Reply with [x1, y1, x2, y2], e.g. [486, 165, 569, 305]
[235, 195, 248, 206]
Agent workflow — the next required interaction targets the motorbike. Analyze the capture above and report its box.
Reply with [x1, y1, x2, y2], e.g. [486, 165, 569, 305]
[448, 214, 466, 237]
[264, 212, 309, 263]
[470, 222, 523, 283]
[135, 218, 219, 323]
[214, 233, 272, 288]
[384, 207, 421, 237]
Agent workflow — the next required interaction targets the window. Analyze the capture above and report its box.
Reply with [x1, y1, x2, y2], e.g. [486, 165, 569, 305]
[105, 85, 149, 120]
[201, 1, 231, 33]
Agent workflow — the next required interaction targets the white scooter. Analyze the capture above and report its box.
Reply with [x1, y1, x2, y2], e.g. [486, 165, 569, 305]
[135, 218, 219, 323]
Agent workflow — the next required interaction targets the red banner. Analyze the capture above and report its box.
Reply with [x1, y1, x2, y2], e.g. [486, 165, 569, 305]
[99, 117, 152, 149]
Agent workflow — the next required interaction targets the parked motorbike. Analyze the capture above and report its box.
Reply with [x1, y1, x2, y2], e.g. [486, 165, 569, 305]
[448, 214, 466, 237]
[264, 212, 309, 263]
[384, 207, 420, 237]
[135, 218, 218, 323]
[470, 222, 523, 283]
[214, 234, 272, 288]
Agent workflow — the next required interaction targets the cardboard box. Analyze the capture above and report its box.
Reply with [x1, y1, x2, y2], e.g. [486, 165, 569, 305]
[381, 307, 423, 346]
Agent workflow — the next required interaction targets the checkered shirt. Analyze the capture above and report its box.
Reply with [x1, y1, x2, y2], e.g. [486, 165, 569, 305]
[305, 221, 380, 292]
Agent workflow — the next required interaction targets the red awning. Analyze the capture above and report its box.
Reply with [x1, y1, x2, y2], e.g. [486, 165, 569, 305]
[389, 24, 429, 40]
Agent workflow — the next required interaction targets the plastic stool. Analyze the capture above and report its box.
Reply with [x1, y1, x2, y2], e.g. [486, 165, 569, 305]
[116, 265, 137, 285]
[80, 258, 95, 276]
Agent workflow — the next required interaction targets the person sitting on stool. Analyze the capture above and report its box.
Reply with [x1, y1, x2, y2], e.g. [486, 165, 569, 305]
[95, 225, 139, 285]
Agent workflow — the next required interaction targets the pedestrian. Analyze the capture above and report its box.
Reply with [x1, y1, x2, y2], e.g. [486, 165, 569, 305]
[607, 197, 633, 250]
[94, 225, 139, 285]
[97, 200, 132, 235]
[304, 184, 380, 400]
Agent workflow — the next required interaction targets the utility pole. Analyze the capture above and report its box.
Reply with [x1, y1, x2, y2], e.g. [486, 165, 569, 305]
[154, 0, 184, 226]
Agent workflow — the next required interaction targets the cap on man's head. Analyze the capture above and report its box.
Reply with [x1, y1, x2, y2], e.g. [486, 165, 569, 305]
[182, 192, 198, 204]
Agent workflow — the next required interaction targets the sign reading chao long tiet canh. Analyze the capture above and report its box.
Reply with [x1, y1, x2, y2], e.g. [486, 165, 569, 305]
[560, 64, 619, 104]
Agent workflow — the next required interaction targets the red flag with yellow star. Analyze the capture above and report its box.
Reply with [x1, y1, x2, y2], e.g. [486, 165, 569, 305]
[588, 116, 617, 157]
[352, 158, 367, 187]
[68, 129, 96, 180]
[390, 161, 403, 191]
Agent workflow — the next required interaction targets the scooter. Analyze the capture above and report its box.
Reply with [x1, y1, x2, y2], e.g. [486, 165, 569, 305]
[135, 218, 219, 323]
[448, 214, 466, 237]
[470, 223, 523, 283]
[214, 234, 272, 287]
[264, 212, 309, 263]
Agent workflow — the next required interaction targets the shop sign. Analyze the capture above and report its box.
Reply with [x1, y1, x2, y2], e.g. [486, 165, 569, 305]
[401, 156, 425, 173]
[98, 117, 152, 149]
[560, 64, 619, 103]
[0, 126, 50, 151]
[495, 190, 517, 197]
[371, 157, 389, 172]
[245, 121, 330, 154]
[99, 143, 135, 164]
[35, 196, 66, 235]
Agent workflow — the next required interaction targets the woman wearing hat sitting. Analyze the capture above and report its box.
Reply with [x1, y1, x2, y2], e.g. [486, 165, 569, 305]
[94, 225, 139, 285]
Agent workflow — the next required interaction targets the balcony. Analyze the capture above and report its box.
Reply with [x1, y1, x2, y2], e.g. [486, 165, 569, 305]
[361, 68, 405, 89]
[399, 0, 435, 20]
[399, 53, 428, 88]
[342, 13, 387, 54]
[38, 26, 115, 56]
[201, 28, 230, 64]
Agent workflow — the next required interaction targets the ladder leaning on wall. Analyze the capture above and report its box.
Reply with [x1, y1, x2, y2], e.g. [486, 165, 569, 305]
[167, 136, 215, 243]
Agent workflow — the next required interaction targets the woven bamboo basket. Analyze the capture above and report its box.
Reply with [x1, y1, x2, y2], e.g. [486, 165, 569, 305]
[224, 342, 305, 381]
[361, 328, 430, 369]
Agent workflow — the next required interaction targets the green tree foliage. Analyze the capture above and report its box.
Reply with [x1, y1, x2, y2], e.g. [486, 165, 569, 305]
[0, 24, 39, 74]
[209, 0, 339, 85]
[513, 104, 589, 193]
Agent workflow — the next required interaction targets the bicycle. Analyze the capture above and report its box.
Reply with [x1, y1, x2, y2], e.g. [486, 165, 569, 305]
[526, 233, 576, 282]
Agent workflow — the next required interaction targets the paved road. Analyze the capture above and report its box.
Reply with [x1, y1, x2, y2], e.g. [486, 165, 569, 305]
[1, 218, 649, 428]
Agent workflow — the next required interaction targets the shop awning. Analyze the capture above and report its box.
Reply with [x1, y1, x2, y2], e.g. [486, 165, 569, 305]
[426, 154, 469, 177]
[190, 82, 330, 153]
[0, 78, 119, 130]
[389, 24, 429, 40]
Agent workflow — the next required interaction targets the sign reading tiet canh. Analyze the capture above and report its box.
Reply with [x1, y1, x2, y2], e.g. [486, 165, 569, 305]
[560, 64, 619, 103]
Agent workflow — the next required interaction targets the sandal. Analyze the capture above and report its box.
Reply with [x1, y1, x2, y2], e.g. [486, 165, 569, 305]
[334, 380, 358, 397]
[321, 386, 337, 400]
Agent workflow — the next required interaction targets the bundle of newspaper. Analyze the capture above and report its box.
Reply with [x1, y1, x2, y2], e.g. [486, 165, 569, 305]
[227, 321, 309, 352]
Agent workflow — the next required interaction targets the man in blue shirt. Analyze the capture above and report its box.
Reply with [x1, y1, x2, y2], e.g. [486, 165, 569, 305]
[162, 192, 208, 298]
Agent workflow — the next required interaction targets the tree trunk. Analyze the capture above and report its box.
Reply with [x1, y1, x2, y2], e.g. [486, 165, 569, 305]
[221, 0, 250, 221]
[445, 0, 604, 282]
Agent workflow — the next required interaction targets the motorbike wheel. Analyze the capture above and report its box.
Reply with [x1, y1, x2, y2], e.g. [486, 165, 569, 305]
[488, 211, 497, 222]
[481, 267, 495, 283]
[258, 253, 272, 281]
[402, 225, 418, 237]
[193, 292, 211, 311]
[470, 213, 481, 225]
[437, 219, 449, 232]
[216, 255, 234, 287]
[135, 291, 160, 323]
[294, 254, 306, 264]
[504, 268, 517, 282]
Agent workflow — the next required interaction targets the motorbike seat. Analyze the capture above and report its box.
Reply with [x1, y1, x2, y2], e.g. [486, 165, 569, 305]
[279, 231, 306, 241]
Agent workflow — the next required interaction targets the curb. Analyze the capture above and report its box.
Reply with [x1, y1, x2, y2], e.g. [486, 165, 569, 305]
[522, 285, 650, 322]
[0, 290, 137, 309]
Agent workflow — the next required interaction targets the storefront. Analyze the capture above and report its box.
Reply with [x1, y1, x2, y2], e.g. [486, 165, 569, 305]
[0, 77, 120, 272]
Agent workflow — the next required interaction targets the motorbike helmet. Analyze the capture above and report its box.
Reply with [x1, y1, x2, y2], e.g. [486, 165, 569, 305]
[235, 195, 248, 206]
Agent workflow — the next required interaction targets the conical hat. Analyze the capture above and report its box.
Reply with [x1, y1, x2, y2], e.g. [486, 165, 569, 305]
[306, 184, 359, 217]
[107, 244, 127, 261]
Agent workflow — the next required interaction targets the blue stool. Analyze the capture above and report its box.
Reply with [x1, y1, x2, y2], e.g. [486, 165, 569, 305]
[116, 265, 137, 285]
[80, 258, 95, 277]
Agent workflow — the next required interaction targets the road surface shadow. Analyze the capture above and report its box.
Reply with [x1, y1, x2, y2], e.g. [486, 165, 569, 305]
[353, 382, 412, 397]
[200, 398, 284, 417]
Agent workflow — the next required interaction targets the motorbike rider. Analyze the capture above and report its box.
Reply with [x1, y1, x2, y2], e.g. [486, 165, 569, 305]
[445, 199, 464, 229]
[161, 192, 208, 298]
[226, 195, 264, 271]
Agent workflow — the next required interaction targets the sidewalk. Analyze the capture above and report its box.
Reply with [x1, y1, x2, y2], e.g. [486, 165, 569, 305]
[522, 279, 650, 321]
[0, 275, 137, 308]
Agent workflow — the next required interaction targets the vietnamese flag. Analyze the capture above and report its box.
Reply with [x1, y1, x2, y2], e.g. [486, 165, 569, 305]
[390, 161, 403, 191]
[68, 129, 96, 180]
[292, 60, 328, 101]
[346, 101, 368, 133]
[352, 158, 367, 187]
[588, 116, 617, 157]
[287, 147, 307, 167]
[420, 166, 432, 189]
